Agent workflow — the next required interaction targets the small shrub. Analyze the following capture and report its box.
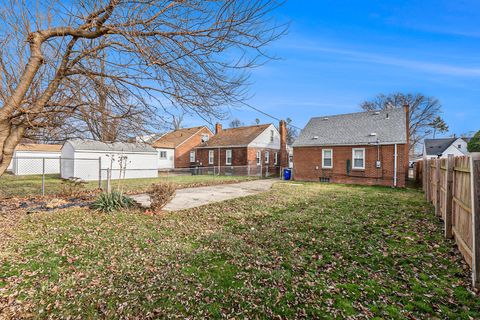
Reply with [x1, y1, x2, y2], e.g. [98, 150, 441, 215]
[148, 182, 176, 211]
[91, 191, 134, 213]
[467, 130, 480, 152]
[60, 177, 87, 197]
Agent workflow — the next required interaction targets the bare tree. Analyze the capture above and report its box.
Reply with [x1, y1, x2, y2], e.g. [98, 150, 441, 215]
[285, 117, 298, 145]
[360, 93, 442, 153]
[0, 0, 285, 175]
[229, 118, 245, 128]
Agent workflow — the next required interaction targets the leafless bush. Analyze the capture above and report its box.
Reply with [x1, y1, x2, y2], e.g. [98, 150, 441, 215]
[148, 182, 176, 211]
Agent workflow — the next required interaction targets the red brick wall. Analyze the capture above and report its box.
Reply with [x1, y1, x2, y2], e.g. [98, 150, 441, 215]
[195, 147, 282, 176]
[175, 127, 213, 168]
[293, 144, 407, 187]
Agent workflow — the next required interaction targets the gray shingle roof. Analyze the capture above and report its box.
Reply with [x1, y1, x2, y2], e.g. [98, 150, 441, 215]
[293, 108, 407, 147]
[423, 138, 470, 156]
[66, 139, 157, 153]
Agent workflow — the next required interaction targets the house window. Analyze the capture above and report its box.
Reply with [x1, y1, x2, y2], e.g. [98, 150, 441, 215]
[190, 151, 196, 163]
[202, 134, 210, 143]
[265, 151, 270, 164]
[270, 130, 274, 142]
[352, 148, 365, 169]
[322, 149, 333, 168]
[274, 152, 278, 165]
[458, 144, 462, 149]
[208, 150, 214, 165]
[159, 151, 167, 159]
[256, 151, 261, 165]
[226, 149, 232, 165]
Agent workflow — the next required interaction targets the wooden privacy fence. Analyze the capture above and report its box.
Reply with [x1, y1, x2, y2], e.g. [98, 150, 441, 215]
[415, 153, 480, 288]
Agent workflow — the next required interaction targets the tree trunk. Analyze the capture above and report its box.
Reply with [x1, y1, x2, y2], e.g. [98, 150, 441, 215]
[0, 121, 25, 176]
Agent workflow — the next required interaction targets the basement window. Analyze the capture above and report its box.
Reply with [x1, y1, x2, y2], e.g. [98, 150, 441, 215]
[320, 177, 330, 183]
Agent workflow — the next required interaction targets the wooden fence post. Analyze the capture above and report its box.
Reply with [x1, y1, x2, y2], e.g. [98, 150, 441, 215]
[423, 158, 427, 193]
[445, 154, 454, 239]
[435, 158, 441, 216]
[425, 159, 430, 201]
[471, 153, 480, 289]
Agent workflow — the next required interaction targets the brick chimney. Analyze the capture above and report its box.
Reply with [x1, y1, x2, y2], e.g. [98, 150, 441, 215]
[403, 104, 410, 180]
[279, 120, 289, 168]
[215, 123, 223, 135]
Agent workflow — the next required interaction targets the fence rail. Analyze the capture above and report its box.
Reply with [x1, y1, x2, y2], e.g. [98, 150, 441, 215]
[1, 156, 282, 199]
[415, 153, 480, 288]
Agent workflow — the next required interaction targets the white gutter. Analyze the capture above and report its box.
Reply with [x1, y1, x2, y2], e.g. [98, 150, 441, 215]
[394, 144, 398, 187]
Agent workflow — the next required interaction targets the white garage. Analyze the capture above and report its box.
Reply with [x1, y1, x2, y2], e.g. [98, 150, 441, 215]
[8, 144, 62, 175]
[61, 139, 159, 181]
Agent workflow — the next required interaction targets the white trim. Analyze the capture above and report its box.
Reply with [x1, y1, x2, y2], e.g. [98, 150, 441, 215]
[322, 149, 333, 169]
[208, 150, 214, 165]
[175, 126, 214, 149]
[265, 151, 270, 164]
[274, 152, 278, 165]
[226, 149, 232, 165]
[256, 151, 261, 166]
[293, 141, 407, 148]
[394, 144, 398, 187]
[352, 148, 365, 170]
[190, 150, 196, 163]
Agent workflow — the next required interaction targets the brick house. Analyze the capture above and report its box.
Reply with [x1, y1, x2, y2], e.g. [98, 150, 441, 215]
[194, 121, 289, 176]
[293, 107, 409, 187]
[152, 126, 214, 169]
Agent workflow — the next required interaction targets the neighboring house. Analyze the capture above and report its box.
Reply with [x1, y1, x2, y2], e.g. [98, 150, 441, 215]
[422, 137, 471, 159]
[61, 139, 158, 181]
[151, 126, 213, 169]
[8, 143, 62, 175]
[194, 121, 288, 177]
[293, 107, 409, 187]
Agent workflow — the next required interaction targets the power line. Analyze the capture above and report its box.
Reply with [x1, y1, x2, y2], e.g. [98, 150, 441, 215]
[237, 100, 303, 130]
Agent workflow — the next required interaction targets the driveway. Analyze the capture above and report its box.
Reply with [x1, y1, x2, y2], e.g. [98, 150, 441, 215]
[163, 179, 278, 211]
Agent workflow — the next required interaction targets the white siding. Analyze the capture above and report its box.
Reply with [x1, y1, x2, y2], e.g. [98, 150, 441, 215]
[156, 148, 175, 169]
[248, 124, 281, 149]
[61, 141, 158, 181]
[12, 151, 61, 175]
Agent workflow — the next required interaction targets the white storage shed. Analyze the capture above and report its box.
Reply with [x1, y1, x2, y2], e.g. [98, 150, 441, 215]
[8, 144, 62, 175]
[61, 139, 159, 181]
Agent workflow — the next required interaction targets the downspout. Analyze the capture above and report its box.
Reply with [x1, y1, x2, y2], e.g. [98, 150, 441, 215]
[394, 144, 398, 187]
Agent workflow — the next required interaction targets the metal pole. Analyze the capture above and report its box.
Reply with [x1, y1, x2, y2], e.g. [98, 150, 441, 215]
[106, 168, 111, 193]
[41, 158, 45, 196]
[98, 157, 102, 189]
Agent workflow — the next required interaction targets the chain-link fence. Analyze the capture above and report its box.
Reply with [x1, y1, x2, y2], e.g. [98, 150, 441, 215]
[1, 157, 282, 198]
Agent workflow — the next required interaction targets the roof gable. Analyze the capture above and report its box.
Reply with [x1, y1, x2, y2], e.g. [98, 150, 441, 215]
[293, 108, 407, 147]
[152, 126, 211, 149]
[198, 124, 272, 148]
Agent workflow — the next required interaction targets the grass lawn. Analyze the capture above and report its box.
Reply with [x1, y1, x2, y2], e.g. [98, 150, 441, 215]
[1, 183, 479, 318]
[0, 173, 257, 198]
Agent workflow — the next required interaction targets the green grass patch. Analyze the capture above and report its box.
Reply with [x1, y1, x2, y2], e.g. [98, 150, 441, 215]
[1, 183, 479, 318]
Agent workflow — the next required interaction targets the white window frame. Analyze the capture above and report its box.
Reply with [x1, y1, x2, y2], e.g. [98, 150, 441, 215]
[226, 149, 232, 165]
[190, 151, 196, 163]
[265, 151, 270, 164]
[208, 150, 214, 165]
[270, 130, 274, 142]
[159, 151, 167, 159]
[274, 152, 278, 165]
[256, 151, 261, 166]
[322, 149, 333, 169]
[352, 148, 365, 170]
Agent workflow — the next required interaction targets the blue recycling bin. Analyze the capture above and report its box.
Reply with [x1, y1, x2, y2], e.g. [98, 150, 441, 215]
[283, 168, 292, 180]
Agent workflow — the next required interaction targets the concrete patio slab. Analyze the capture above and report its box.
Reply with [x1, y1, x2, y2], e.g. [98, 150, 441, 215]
[163, 179, 278, 211]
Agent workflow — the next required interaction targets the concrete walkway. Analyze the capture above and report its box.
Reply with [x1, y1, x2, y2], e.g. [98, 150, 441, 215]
[163, 179, 278, 211]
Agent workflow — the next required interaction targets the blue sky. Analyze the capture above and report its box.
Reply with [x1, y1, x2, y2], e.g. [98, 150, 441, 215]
[186, 0, 480, 137]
